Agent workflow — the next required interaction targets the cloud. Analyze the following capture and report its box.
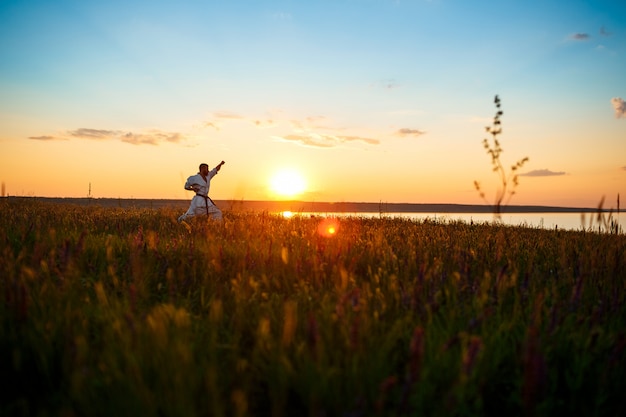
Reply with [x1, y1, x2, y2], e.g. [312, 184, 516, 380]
[621, 166, 626, 171]
[339, 135, 380, 145]
[289, 116, 335, 131]
[611, 97, 626, 118]
[121, 133, 158, 145]
[600, 26, 612, 37]
[570, 33, 590, 41]
[204, 112, 279, 130]
[212, 111, 244, 120]
[371, 79, 400, 90]
[271, 114, 383, 147]
[519, 169, 567, 177]
[254, 119, 277, 129]
[204, 122, 220, 131]
[202, 111, 246, 130]
[121, 131, 185, 146]
[381, 80, 399, 90]
[396, 128, 426, 137]
[270, 11, 292, 20]
[278, 134, 335, 148]
[28, 135, 65, 141]
[30, 128, 188, 145]
[69, 128, 119, 140]
[275, 133, 379, 148]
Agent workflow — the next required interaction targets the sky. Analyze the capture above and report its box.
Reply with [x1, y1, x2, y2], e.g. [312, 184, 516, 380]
[1, 0, 625, 208]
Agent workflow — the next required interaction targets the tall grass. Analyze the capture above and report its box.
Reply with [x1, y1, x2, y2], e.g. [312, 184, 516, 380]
[1, 198, 625, 416]
[581, 194, 623, 234]
[475, 95, 529, 219]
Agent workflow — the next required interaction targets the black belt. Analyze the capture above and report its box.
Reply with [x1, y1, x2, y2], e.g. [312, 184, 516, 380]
[196, 194, 216, 215]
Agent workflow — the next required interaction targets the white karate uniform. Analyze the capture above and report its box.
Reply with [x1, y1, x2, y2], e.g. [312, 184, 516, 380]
[178, 168, 222, 221]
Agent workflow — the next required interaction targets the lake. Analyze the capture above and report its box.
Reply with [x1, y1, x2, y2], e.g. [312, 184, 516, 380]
[279, 211, 624, 233]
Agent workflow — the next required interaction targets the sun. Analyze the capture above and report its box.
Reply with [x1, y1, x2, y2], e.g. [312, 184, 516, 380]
[270, 169, 306, 198]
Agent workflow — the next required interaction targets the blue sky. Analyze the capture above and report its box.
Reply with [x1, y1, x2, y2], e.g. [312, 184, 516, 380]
[1, 0, 624, 207]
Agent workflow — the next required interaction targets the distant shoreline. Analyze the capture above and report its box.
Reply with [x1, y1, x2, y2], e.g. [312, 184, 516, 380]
[3, 196, 617, 214]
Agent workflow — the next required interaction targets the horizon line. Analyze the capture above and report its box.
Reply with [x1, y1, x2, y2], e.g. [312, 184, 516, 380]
[3, 196, 620, 213]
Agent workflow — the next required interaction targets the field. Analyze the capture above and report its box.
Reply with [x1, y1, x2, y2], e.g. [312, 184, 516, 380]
[1, 199, 625, 417]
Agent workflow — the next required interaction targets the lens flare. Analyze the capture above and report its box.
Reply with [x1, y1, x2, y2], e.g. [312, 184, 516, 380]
[318, 217, 339, 237]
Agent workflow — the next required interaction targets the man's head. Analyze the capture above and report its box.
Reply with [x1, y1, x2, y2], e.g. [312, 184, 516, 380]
[199, 163, 209, 175]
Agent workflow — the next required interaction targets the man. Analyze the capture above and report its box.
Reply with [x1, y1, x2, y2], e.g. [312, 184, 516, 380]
[178, 161, 225, 222]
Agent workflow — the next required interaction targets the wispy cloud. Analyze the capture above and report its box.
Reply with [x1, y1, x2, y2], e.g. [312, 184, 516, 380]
[600, 26, 612, 37]
[254, 119, 277, 129]
[121, 131, 185, 146]
[270, 11, 292, 20]
[28, 135, 65, 141]
[212, 111, 244, 120]
[621, 166, 626, 171]
[69, 128, 119, 140]
[275, 133, 379, 148]
[289, 116, 336, 131]
[204, 122, 220, 131]
[200, 111, 383, 148]
[570, 33, 590, 41]
[278, 134, 335, 148]
[371, 79, 400, 90]
[205, 113, 279, 130]
[396, 128, 426, 137]
[269, 113, 384, 148]
[520, 169, 567, 177]
[611, 97, 626, 118]
[29, 128, 189, 145]
[340, 135, 379, 145]
[203, 111, 249, 130]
